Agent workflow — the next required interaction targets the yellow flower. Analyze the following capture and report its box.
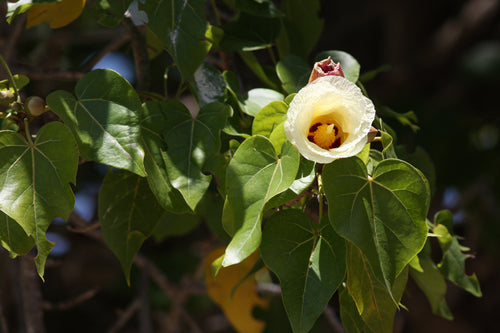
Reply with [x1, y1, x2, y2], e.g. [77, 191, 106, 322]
[284, 75, 376, 163]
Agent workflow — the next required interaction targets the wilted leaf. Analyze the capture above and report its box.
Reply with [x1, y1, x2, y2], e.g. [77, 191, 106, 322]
[26, 0, 86, 29]
[261, 211, 346, 333]
[47, 69, 146, 177]
[204, 247, 269, 333]
[222, 137, 300, 267]
[0, 122, 78, 278]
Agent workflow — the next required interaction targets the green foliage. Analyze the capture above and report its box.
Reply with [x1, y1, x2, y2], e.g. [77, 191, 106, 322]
[47, 69, 146, 177]
[0, 1, 482, 332]
[0, 122, 78, 278]
[222, 136, 300, 267]
[139, 0, 212, 81]
[261, 211, 345, 333]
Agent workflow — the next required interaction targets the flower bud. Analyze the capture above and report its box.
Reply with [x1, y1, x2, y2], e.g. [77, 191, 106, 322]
[284, 75, 376, 164]
[25, 96, 46, 117]
[308, 57, 345, 83]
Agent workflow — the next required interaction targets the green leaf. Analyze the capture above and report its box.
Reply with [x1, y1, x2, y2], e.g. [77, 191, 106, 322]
[380, 131, 397, 159]
[261, 210, 346, 333]
[139, 0, 212, 81]
[433, 211, 482, 297]
[0, 74, 30, 92]
[222, 136, 300, 267]
[220, 13, 281, 51]
[276, 0, 324, 59]
[0, 122, 78, 279]
[252, 100, 287, 138]
[243, 88, 284, 117]
[99, 169, 165, 284]
[239, 51, 282, 90]
[0, 211, 34, 258]
[266, 157, 316, 209]
[162, 101, 229, 210]
[95, 0, 134, 27]
[47, 69, 146, 176]
[410, 243, 454, 320]
[339, 287, 372, 333]
[191, 62, 226, 107]
[396, 145, 436, 192]
[378, 106, 420, 133]
[276, 55, 310, 94]
[345, 242, 408, 333]
[315, 50, 361, 83]
[152, 211, 201, 242]
[323, 157, 429, 289]
[140, 101, 191, 213]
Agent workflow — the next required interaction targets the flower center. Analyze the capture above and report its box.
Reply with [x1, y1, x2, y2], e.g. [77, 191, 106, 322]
[307, 121, 346, 150]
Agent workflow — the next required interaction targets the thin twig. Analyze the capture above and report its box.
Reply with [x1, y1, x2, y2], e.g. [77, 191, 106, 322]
[122, 18, 150, 91]
[82, 34, 131, 72]
[42, 288, 100, 311]
[133, 254, 203, 333]
[67, 222, 101, 234]
[108, 296, 143, 333]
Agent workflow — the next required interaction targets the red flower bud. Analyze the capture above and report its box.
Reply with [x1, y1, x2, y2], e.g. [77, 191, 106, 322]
[308, 57, 345, 83]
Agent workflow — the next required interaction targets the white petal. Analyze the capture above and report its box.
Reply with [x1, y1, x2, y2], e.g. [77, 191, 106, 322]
[284, 76, 376, 163]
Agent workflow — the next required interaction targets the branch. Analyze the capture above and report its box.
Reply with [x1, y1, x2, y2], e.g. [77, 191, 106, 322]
[122, 18, 150, 91]
[19, 256, 46, 333]
[42, 288, 99, 311]
[108, 296, 142, 333]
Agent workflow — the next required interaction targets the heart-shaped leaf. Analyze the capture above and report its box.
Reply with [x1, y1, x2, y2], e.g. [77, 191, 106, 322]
[323, 157, 429, 288]
[140, 101, 190, 213]
[345, 242, 408, 333]
[47, 69, 146, 176]
[0, 122, 78, 278]
[98, 169, 166, 284]
[222, 136, 300, 267]
[139, 0, 212, 81]
[261, 210, 346, 333]
[162, 101, 229, 211]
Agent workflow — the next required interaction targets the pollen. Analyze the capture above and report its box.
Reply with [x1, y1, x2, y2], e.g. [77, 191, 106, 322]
[307, 121, 344, 150]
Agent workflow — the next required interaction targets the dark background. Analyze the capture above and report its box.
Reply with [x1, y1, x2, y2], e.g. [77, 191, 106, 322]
[1, 0, 499, 332]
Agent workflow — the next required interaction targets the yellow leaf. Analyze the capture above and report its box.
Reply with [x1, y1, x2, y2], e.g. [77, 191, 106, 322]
[26, 0, 86, 29]
[204, 247, 269, 333]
